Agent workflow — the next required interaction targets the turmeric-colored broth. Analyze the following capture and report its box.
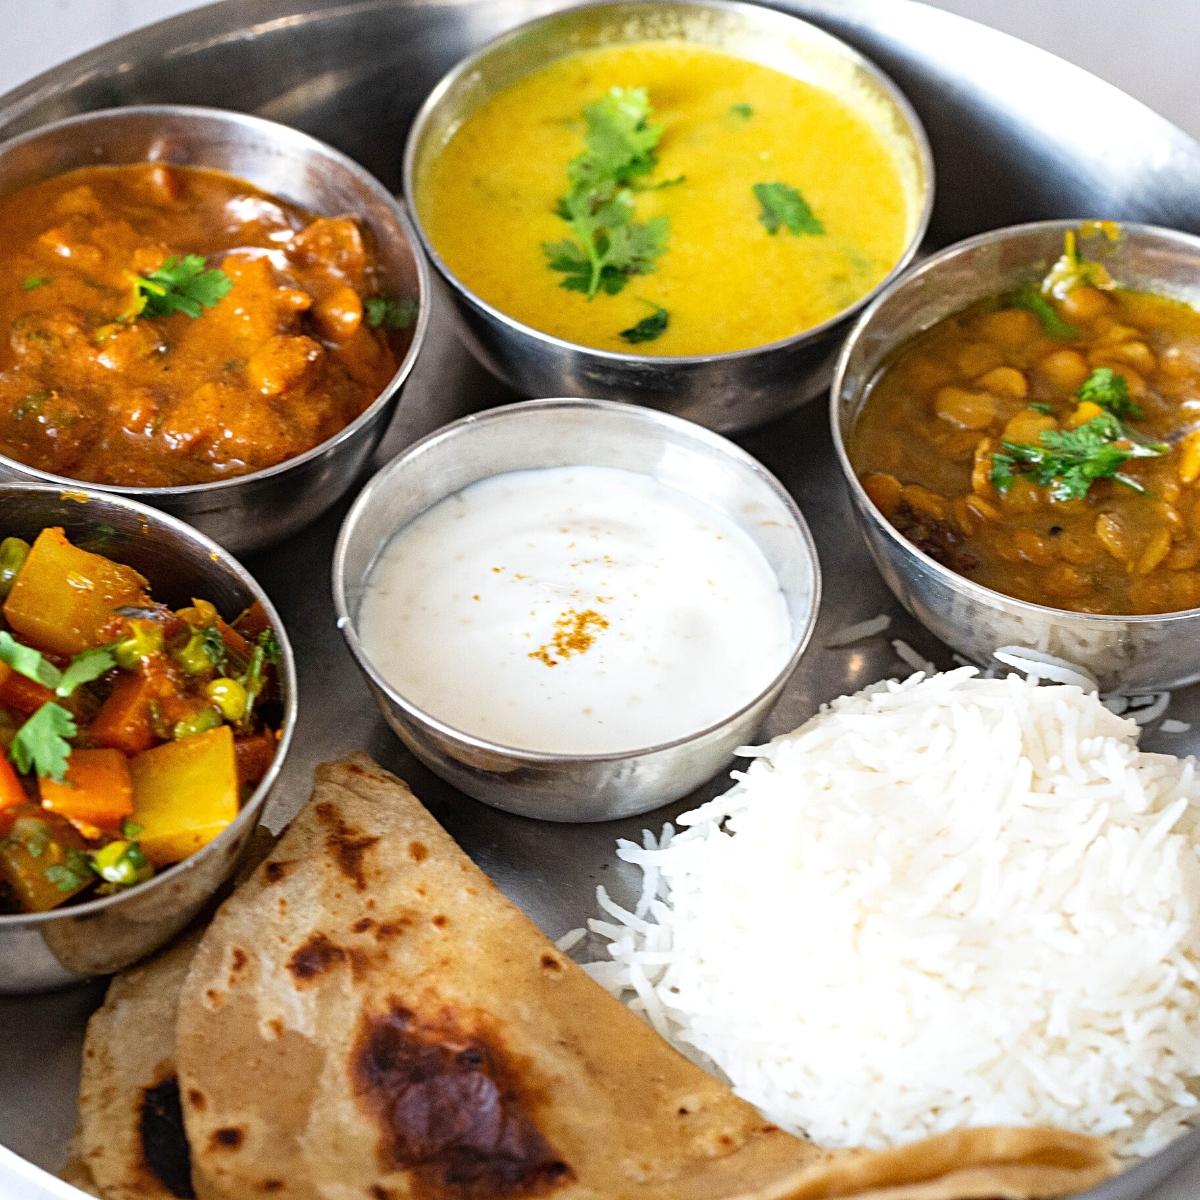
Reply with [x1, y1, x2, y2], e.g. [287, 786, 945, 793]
[418, 42, 910, 355]
[850, 286, 1200, 614]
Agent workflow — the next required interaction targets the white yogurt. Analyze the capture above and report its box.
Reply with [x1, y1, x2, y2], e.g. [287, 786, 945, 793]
[358, 465, 794, 755]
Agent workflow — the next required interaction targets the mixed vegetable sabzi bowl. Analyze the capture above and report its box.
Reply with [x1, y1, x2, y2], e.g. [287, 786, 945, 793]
[0, 485, 295, 992]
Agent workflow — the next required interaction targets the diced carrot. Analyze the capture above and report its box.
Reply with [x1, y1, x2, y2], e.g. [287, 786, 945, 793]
[234, 732, 277, 791]
[89, 672, 161, 754]
[0, 755, 27, 814]
[0, 662, 55, 715]
[231, 600, 270, 641]
[4, 528, 149, 655]
[40, 748, 134, 838]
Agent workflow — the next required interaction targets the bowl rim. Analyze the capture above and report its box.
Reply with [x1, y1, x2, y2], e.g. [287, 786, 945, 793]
[400, 0, 935, 366]
[0, 482, 298, 928]
[0, 102, 431, 498]
[830, 215, 1200, 629]
[332, 396, 823, 764]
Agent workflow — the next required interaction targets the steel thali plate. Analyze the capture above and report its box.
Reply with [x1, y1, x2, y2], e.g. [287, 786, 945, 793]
[2, 2, 1200, 1197]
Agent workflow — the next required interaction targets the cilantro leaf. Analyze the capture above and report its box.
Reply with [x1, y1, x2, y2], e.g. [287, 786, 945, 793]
[21, 275, 49, 291]
[11, 701, 76, 781]
[994, 413, 1165, 501]
[544, 88, 673, 300]
[0, 631, 59, 689]
[134, 255, 232, 319]
[45, 849, 93, 894]
[56, 645, 116, 698]
[1011, 283, 1078, 340]
[256, 628, 281, 665]
[0, 635, 117, 699]
[1027, 402, 1055, 415]
[753, 182, 824, 237]
[199, 624, 226, 669]
[619, 303, 669, 345]
[365, 295, 417, 330]
[729, 102, 754, 120]
[1077, 366, 1142, 419]
[568, 87, 662, 190]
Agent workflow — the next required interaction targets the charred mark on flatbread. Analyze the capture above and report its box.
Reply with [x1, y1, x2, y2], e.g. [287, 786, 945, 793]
[211, 1126, 245, 1150]
[287, 931, 347, 981]
[352, 1005, 573, 1197]
[258, 1181, 285, 1193]
[139, 1076, 195, 1198]
[315, 801, 381, 890]
[409, 841, 429, 862]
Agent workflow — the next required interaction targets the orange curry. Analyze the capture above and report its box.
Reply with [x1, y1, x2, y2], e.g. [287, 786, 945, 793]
[851, 272, 1200, 615]
[0, 164, 408, 486]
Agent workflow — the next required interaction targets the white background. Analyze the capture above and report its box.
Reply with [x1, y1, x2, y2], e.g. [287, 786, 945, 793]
[0, 1, 1198, 1199]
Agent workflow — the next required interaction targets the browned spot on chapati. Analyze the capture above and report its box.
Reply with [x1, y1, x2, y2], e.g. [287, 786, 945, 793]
[540, 954, 561, 973]
[315, 801, 380, 890]
[353, 917, 375, 933]
[409, 841, 429, 862]
[187, 1088, 206, 1112]
[432, 915, 448, 929]
[263, 860, 295, 885]
[286, 932, 346, 981]
[230, 947, 248, 975]
[259, 1181, 285, 1193]
[211, 1126, 244, 1150]
[351, 1004, 573, 1197]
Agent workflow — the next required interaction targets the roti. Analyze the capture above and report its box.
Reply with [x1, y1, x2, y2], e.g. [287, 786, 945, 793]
[75, 933, 198, 1199]
[170, 755, 1114, 1200]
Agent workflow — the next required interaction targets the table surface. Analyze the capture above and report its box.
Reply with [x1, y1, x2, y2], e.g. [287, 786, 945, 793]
[2, 2, 1198, 1199]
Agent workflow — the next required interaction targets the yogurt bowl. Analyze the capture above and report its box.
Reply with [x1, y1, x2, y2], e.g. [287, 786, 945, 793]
[332, 398, 820, 821]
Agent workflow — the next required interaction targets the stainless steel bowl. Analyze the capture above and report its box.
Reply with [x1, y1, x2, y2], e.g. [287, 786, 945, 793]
[0, 105, 430, 555]
[333, 397, 821, 821]
[833, 219, 1200, 693]
[402, 0, 932, 434]
[0, 484, 297, 993]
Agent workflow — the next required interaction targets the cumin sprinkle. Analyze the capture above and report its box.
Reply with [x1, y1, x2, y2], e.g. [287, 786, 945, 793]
[529, 607, 609, 668]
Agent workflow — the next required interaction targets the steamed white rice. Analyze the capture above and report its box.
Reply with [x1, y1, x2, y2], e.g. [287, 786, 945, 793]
[583, 669, 1200, 1156]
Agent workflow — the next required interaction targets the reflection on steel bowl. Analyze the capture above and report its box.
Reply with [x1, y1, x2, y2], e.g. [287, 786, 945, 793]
[833, 219, 1200, 692]
[403, 0, 932, 433]
[0, 106, 430, 554]
[0, 484, 296, 994]
[333, 398, 821, 821]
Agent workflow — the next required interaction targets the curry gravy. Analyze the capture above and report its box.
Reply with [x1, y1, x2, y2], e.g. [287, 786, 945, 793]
[0, 164, 401, 486]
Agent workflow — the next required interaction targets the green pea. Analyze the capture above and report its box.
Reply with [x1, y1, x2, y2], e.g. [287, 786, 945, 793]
[113, 620, 164, 669]
[0, 537, 31, 598]
[176, 631, 216, 675]
[172, 706, 221, 740]
[93, 840, 153, 886]
[205, 677, 247, 721]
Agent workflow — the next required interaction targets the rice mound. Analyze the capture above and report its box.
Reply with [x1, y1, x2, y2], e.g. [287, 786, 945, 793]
[583, 669, 1200, 1156]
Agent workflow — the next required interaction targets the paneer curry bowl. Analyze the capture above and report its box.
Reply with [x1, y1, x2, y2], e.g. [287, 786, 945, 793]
[0, 484, 295, 988]
[0, 106, 427, 554]
[834, 220, 1200, 691]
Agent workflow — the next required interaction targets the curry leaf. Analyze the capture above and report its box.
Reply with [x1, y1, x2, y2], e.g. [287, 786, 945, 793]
[365, 296, 417, 330]
[618, 304, 669, 345]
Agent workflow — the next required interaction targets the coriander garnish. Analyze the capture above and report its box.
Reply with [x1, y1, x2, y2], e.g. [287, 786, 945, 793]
[728, 102, 754, 120]
[618, 302, 669, 345]
[10, 701, 77, 782]
[132, 254, 231, 319]
[753, 181, 823, 237]
[365, 295, 417, 330]
[1077, 366, 1142, 420]
[21, 275, 49, 291]
[990, 411, 1165, 501]
[542, 87, 672, 299]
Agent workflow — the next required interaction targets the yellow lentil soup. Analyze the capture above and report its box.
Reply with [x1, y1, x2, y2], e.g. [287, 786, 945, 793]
[850, 269, 1200, 615]
[417, 42, 913, 356]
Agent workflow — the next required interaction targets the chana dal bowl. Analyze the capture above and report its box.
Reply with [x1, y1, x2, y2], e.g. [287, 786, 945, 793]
[833, 220, 1200, 693]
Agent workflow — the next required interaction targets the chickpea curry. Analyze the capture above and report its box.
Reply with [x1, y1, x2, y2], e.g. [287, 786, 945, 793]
[850, 232, 1200, 615]
[0, 163, 414, 487]
[0, 528, 281, 915]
